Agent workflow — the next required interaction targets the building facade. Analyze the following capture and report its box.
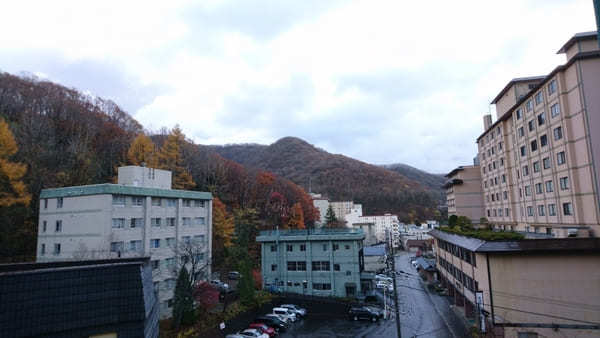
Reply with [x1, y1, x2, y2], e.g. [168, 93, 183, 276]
[257, 228, 367, 297]
[430, 229, 600, 338]
[0, 257, 159, 338]
[36, 166, 213, 317]
[478, 31, 600, 237]
[444, 165, 485, 224]
[345, 212, 400, 242]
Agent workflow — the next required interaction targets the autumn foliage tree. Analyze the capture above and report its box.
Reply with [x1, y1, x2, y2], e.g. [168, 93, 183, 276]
[127, 134, 157, 167]
[157, 126, 195, 190]
[212, 197, 234, 268]
[0, 118, 30, 207]
[287, 202, 305, 229]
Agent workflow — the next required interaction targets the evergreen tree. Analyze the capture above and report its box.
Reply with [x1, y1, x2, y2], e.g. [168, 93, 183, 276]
[172, 268, 195, 329]
[0, 118, 30, 207]
[324, 205, 338, 227]
[157, 126, 195, 189]
[237, 257, 255, 306]
[127, 134, 157, 167]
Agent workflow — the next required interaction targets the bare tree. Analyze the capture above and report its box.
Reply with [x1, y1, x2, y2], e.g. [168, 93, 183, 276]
[170, 239, 210, 286]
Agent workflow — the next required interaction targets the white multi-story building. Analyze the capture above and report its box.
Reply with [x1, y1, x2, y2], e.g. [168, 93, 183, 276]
[310, 194, 362, 226]
[36, 166, 213, 318]
[346, 212, 400, 242]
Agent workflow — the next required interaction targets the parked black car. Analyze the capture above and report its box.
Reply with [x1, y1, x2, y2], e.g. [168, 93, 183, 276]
[348, 306, 382, 322]
[254, 316, 287, 332]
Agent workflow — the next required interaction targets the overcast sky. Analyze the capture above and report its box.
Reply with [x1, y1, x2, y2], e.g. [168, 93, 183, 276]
[1, 0, 597, 173]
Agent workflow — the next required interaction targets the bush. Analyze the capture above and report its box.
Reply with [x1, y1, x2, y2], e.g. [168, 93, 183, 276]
[439, 226, 524, 241]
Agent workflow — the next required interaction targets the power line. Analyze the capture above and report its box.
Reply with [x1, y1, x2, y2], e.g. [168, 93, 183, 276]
[492, 290, 600, 312]
[492, 304, 600, 325]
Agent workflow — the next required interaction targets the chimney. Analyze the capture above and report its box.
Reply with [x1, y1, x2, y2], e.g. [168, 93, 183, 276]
[483, 114, 492, 130]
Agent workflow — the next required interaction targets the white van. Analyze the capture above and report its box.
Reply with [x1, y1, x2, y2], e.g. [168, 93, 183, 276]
[273, 307, 297, 322]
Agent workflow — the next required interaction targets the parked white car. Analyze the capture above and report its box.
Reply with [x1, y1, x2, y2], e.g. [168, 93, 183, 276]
[265, 313, 291, 324]
[273, 307, 297, 322]
[280, 304, 307, 317]
[375, 281, 390, 289]
[375, 275, 393, 283]
[238, 328, 269, 338]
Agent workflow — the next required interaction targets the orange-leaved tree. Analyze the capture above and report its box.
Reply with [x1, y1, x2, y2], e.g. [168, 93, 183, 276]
[157, 126, 195, 189]
[127, 133, 157, 167]
[212, 197, 235, 268]
[287, 202, 305, 229]
[0, 118, 31, 207]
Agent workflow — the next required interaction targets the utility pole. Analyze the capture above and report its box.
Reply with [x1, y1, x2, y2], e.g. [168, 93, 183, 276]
[389, 232, 402, 338]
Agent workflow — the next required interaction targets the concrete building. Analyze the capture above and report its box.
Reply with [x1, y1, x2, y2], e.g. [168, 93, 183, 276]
[444, 165, 485, 224]
[36, 166, 213, 318]
[363, 243, 387, 273]
[0, 257, 159, 338]
[431, 229, 600, 338]
[310, 193, 330, 226]
[330, 201, 362, 222]
[345, 212, 400, 242]
[477, 31, 600, 237]
[256, 228, 371, 297]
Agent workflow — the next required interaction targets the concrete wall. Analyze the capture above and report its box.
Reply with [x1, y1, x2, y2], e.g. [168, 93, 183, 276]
[118, 166, 171, 189]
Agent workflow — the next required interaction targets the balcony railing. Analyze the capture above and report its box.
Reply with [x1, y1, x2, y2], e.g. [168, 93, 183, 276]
[259, 228, 364, 237]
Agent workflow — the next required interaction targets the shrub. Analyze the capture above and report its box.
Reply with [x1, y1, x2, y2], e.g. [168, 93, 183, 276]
[439, 226, 525, 241]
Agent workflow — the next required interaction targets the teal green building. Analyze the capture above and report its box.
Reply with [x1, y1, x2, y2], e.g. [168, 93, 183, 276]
[256, 228, 372, 297]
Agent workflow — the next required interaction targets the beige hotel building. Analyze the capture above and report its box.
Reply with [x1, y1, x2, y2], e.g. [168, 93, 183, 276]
[478, 31, 600, 238]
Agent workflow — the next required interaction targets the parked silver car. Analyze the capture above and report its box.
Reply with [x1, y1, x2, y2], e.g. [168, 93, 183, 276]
[280, 304, 307, 317]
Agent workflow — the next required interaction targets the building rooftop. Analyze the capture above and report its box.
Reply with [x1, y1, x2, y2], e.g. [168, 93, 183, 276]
[40, 183, 212, 200]
[363, 244, 386, 256]
[0, 257, 150, 275]
[430, 229, 600, 253]
[557, 31, 598, 53]
[256, 228, 365, 242]
[490, 76, 546, 104]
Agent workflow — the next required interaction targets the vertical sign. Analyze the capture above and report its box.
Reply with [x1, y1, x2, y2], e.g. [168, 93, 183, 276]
[476, 291, 486, 333]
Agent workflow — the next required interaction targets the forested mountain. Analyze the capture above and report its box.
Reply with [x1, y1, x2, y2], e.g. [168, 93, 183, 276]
[211, 137, 440, 222]
[0, 72, 316, 263]
[381, 163, 445, 201]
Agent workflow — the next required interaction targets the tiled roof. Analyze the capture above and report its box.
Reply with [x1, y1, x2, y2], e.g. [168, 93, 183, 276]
[40, 183, 212, 200]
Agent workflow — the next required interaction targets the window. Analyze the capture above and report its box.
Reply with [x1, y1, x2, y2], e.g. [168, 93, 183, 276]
[132, 196, 144, 206]
[535, 183, 542, 194]
[112, 195, 125, 205]
[182, 236, 191, 244]
[194, 200, 205, 207]
[526, 100, 533, 112]
[270, 245, 277, 252]
[151, 239, 161, 248]
[554, 126, 562, 140]
[535, 92, 543, 105]
[130, 218, 144, 228]
[527, 206, 534, 216]
[537, 112, 545, 126]
[56, 197, 63, 208]
[152, 197, 161, 206]
[183, 199, 192, 207]
[151, 218, 162, 227]
[545, 180, 554, 192]
[540, 134, 547, 147]
[543, 157, 550, 169]
[166, 237, 175, 247]
[493, 161, 496, 169]
[42, 220, 47, 232]
[111, 218, 124, 229]
[151, 260, 159, 270]
[516, 109, 523, 119]
[346, 271, 352, 276]
[194, 235, 205, 244]
[500, 158, 504, 166]
[165, 258, 175, 269]
[525, 185, 531, 196]
[167, 217, 176, 227]
[334, 263, 340, 271]
[54, 243, 61, 255]
[287, 244, 293, 252]
[557, 151, 566, 165]
[533, 161, 540, 173]
[167, 199, 177, 207]
[548, 204, 556, 216]
[498, 208, 503, 217]
[560, 176, 569, 190]
[530, 140, 538, 152]
[313, 283, 331, 290]
[550, 103, 560, 117]
[333, 243, 339, 251]
[271, 264, 277, 271]
[493, 209, 497, 217]
[499, 142, 503, 151]
[43, 199, 48, 209]
[182, 217, 191, 226]
[297, 262, 306, 271]
[300, 244, 306, 251]
[563, 203, 573, 216]
[503, 191, 508, 200]
[40, 243, 45, 255]
[322, 244, 327, 251]
[194, 217, 205, 226]
[345, 244, 350, 250]
[110, 241, 124, 253]
[520, 146, 526, 157]
[505, 208, 510, 217]
[538, 205, 546, 216]
[523, 165, 529, 176]
[528, 120, 534, 132]
[287, 261, 297, 271]
[548, 79, 557, 95]
[518, 127, 524, 138]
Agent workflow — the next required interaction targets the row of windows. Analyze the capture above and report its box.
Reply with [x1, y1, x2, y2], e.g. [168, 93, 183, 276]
[517, 151, 565, 181]
[436, 239, 476, 266]
[112, 195, 205, 208]
[522, 202, 573, 217]
[150, 254, 204, 271]
[42, 197, 63, 209]
[41, 220, 62, 233]
[271, 242, 352, 252]
[438, 257, 477, 292]
[111, 216, 205, 228]
[487, 208, 511, 218]
[150, 235, 205, 249]
[519, 127, 562, 156]
[272, 261, 352, 274]
[39, 243, 61, 255]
